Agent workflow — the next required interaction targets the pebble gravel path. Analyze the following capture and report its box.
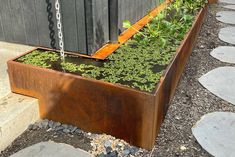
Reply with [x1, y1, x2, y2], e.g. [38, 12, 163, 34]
[28, 119, 148, 157]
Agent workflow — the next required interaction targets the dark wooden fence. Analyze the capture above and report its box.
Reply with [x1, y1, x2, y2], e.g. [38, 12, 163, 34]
[0, 0, 164, 55]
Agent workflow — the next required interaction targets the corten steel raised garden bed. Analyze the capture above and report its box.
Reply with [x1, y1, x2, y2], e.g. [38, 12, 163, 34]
[7, 5, 207, 149]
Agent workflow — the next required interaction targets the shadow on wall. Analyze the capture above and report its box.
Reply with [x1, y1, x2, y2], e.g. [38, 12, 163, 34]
[46, 0, 56, 49]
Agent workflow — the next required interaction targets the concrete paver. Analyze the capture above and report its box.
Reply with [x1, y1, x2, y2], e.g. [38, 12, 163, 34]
[9, 141, 93, 157]
[192, 112, 235, 157]
[210, 46, 235, 63]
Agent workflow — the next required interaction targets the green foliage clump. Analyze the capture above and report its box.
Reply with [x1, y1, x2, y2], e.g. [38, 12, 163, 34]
[75, 0, 207, 92]
[61, 62, 80, 72]
[17, 0, 207, 92]
[18, 50, 59, 68]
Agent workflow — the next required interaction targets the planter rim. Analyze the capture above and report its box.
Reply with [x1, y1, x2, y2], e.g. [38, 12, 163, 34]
[7, 6, 207, 96]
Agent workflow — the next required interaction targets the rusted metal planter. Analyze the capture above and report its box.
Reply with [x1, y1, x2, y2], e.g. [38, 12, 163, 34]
[7, 6, 207, 150]
[208, 0, 218, 4]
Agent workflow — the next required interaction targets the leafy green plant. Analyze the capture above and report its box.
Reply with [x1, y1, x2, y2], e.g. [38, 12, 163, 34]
[61, 62, 79, 72]
[18, 50, 59, 68]
[123, 20, 148, 39]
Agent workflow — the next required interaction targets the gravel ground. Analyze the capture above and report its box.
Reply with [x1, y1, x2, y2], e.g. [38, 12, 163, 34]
[1, 3, 234, 157]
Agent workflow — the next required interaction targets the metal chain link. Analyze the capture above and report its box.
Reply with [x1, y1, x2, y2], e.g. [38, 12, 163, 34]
[55, 0, 65, 60]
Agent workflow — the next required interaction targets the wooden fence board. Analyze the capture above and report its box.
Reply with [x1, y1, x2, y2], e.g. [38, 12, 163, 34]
[61, 0, 78, 52]
[92, 0, 109, 54]
[9, 0, 26, 43]
[0, 10, 5, 41]
[35, 0, 51, 48]
[0, 0, 14, 42]
[75, 0, 87, 54]
[21, 0, 39, 45]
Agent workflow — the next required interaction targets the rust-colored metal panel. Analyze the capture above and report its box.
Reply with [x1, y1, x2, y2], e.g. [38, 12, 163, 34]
[7, 6, 207, 150]
[208, 0, 218, 4]
[8, 61, 155, 148]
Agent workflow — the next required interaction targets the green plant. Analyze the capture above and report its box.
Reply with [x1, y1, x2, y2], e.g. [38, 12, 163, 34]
[18, 50, 59, 68]
[123, 20, 146, 36]
[61, 62, 79, 72]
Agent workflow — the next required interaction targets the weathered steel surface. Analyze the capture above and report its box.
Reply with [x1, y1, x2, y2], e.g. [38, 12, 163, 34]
[7, 6, 207, 150]
[208, 0, 218, 3]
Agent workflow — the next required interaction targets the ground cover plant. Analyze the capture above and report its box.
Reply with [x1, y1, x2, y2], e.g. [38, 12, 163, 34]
[17, 0, 207, 92]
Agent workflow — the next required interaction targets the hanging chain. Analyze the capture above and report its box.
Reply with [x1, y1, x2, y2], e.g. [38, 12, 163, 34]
[55, 0, 65, 60]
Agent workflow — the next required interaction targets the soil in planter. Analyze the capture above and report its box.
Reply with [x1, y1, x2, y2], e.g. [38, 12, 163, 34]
[17, 50, 167, 92]
[17, 0, 207, 93]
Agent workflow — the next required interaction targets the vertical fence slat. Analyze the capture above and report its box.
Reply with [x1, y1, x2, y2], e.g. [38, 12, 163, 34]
[35, 0, 51, 48]
[76, 0, 87, 54]
[21, 0, 39, 45]
[93, 0, 109, 53]
[118, 0, 126, 32]
[84, 0, 94, 54]
[0, 9, 5, 41]
[9, 0, 27, 43]
[85, 0, 109, 55]
[0, 0, 14, 42]
[109, 0, 119, 42]
[61, 0, 79, 52]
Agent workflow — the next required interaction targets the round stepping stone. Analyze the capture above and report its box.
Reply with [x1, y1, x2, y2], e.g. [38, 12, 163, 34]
[192, 112, 235, 157]
[10, 141, 93, 157]
[220, 0, 235, 4]
[198, 67, 235, 105]
[219, 27, 235, 45]
[223, 5, 235, 10]
[216, 11, 235, 24]
[210, 46, 235, 63]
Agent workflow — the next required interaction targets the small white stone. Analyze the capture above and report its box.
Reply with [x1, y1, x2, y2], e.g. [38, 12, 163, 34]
[87, 132, 92, 136]
[180, 146, 187, 151]
[175, 116, 180, 120]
